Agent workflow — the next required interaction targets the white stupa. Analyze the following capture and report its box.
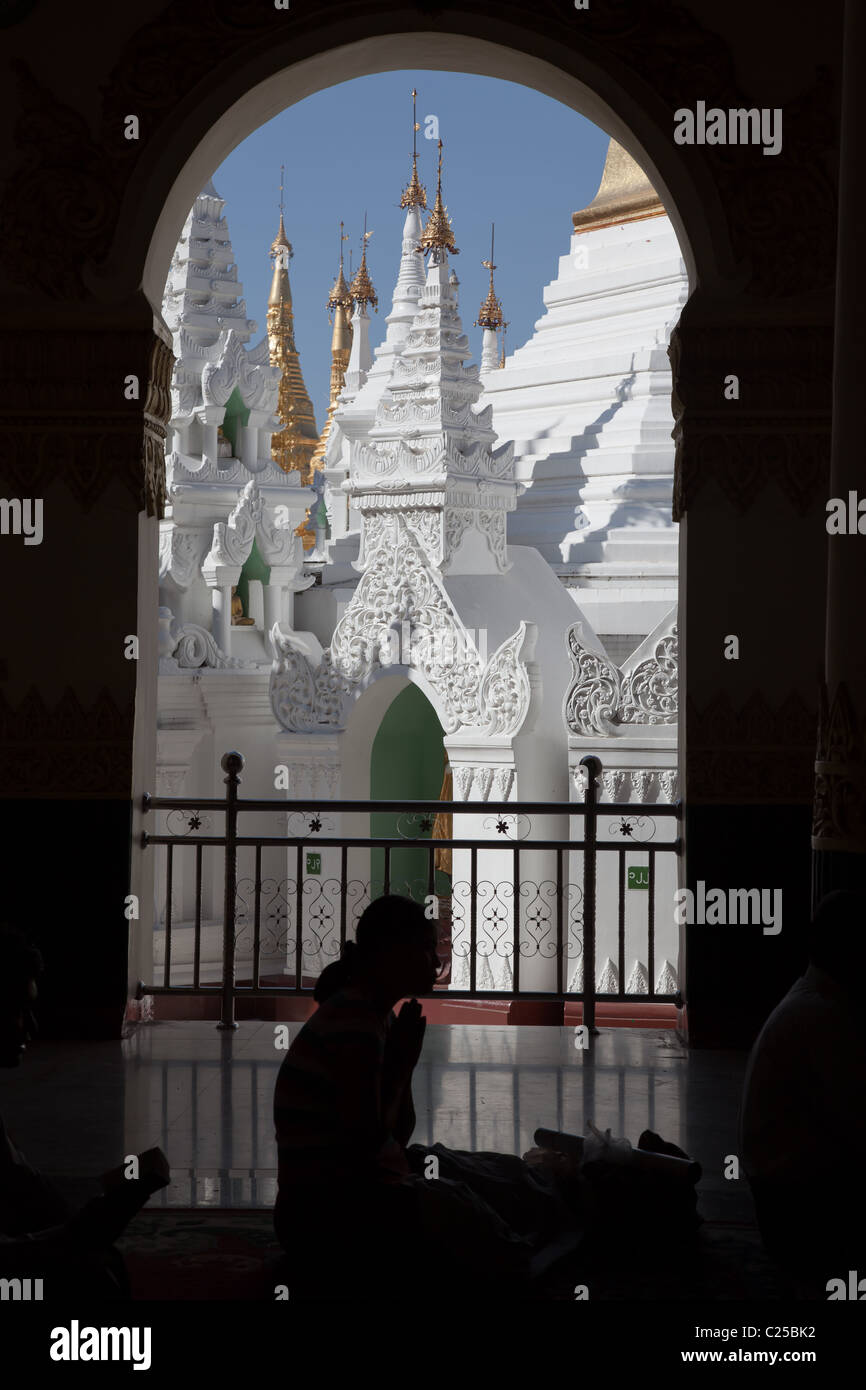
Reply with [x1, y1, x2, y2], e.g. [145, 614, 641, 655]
[480, 141, 689, 664]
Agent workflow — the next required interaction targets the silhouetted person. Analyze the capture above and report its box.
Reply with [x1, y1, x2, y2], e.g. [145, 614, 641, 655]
[0, 928, 170, 1298]
[739, 890, 866, 1295]
[273, 895, 535, 1298]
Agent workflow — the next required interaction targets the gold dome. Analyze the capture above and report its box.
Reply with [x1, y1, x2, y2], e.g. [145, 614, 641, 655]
[572, 139, 664, 234]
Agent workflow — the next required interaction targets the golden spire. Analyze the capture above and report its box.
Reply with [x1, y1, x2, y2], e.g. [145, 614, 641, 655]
[498, 319, 509, 369]
[416, 139, 458, 257]
[349, 214, 378, 311]
[327, 221, 353, 320]
[307, 224, 355, 503]
[400, 88, 428, 210]
[572, 139, 664, 234]
[268, 164, 294, 307]
[475, 222, 504, 330]
[266, 165, 319, 480]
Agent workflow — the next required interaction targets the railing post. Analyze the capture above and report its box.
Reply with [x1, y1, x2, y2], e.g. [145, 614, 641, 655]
[580, 754, 602, 1036]
[217, 750, 244, 1031]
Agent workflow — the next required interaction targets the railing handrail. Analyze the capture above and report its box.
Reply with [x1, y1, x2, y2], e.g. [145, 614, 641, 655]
[143, 833, 683, 853]
[143, 793, 682, 817]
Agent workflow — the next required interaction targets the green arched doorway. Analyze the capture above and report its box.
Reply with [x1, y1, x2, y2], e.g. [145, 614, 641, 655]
[370, 683, 450, 910]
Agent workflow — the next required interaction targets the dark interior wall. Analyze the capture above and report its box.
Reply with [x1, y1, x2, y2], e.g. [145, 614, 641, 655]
[0, 0, 844, 1041]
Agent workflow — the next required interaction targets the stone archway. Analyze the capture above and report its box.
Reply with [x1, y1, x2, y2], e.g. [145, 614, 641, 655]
[0, 1, 838, 1043]
[124, 27, 833, 1042]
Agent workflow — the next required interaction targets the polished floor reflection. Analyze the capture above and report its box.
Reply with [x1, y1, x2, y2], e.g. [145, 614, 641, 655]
[0, 1023, 755, 1222]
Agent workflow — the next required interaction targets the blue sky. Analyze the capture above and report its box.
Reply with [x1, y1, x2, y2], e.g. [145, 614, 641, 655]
[212, 71, 610, 427]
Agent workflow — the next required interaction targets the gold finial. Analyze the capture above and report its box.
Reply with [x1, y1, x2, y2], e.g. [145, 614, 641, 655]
[327, 221, 352, 320]
[417, 139, 459, 256]
[269, 164, 293, 286]
[475, 222, 503, 329]
[400, 88, 428, 210]
[349, 213, 378, 311]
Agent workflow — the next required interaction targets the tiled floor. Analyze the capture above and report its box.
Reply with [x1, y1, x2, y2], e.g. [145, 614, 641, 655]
[0, 1022, 755, 1223]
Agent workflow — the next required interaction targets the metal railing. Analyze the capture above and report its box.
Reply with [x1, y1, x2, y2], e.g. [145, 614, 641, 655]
[141, 752, 682, 1029]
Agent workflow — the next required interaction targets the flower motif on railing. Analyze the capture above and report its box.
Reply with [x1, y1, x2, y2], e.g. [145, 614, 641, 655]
[395, 812, 436, 840]
[283, 810, 333, 837]
[609, 815, 657, 844]
[481, 813, 532, 841]
[166, 809, 215, 837]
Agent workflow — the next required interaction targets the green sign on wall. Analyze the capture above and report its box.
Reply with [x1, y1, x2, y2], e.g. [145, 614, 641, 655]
[306, 852, 322, 876]
[628, 866, 649, 890]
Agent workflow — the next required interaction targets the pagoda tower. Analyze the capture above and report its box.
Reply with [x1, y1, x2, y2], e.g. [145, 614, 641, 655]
[318, 92, 428, 562]
[345, 216, 378, 393]
[475, 223, 505, 373]
[479, 138, 688, 655]
[162, 178, 257, 355]
[277, 140, 595, 995]
[266, 174, 319, 481]
[310, 224, 354, 473]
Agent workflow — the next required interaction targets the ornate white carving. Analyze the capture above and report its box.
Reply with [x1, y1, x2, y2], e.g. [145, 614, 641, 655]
[602, 770, 630, 802]
[597, 957, 619, 993]
[621, 630, 678, 725]
[492, 766, 515, 803]
[452, 766, 475, 801]
[626, 959, 649, 995]
[477, 624, 535, 737]
[591, 767, 678, 804]
[478, 509, 509, 571]
[170, 622, 256, 670]
[270, 520, 534, 739]
[201, 330, 246, 407]
[631, 769, 652, 801]
[166, 450, 301, 489]
[564, 639, 622, 736]
[473, 767, 494, 802]
[204, 480, 262, 570]
[564, 614, 678, 734]
[256, 503, 303, 569]
[660, 770, 678, 802]
[159, 526, 204, 589]
[655, 959, 679, 994]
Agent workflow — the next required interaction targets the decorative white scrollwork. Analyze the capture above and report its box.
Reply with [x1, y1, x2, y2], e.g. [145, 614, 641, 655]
[204, 480, 262, 570]
[620, 630, 679, 725]
[564, 611, 678, 734]
[269, 516, 535, 738]
[170, 622, 256, 670]
[159, 526, 204, 589]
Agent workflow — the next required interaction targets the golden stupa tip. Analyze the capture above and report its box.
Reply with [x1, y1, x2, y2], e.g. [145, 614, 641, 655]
[349, 221, 378, 311]
[400, 88, 428, 210]
[327, 222, 353, 317]
[416, 139, 459, 256]
[475, 223, 503, 328]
